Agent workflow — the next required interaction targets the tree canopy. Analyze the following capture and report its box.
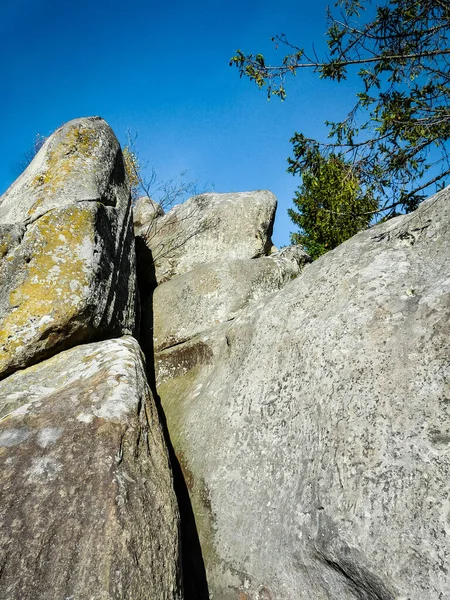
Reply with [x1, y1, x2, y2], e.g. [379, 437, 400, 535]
[231, 0, 450, 234]
[288, 154, 378, 259]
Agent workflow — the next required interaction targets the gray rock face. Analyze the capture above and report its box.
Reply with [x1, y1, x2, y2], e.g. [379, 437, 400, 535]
[141, 190, 277, 283]
[155, 187, 450, 599]
[0, 117, 137, 379]
[0, 117, 127, 225]
[152, 246, 311, 352]
[133, 195, 165, 238]
[0, 336, 182, 600]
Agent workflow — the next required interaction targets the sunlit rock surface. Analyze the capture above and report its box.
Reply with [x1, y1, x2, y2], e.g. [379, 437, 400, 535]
[139, 190, 277, 284]
[152, 246, 311, 352]
[3, 113, 448, 600]
[0, 336, 182, 600]
[133, 195, 165, 238]
[0, 117, 137, 379]
[155, 187, 450, 600]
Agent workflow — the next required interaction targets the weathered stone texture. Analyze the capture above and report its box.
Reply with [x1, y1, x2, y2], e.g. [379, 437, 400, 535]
[0, 336, 182, 600]
[153, 246, 311, 351]
[0, 117, 127, 225]
[0, 117, 137, 379]
[155, 187, 450, 599]
[140, 190, 277, 283]
[133, 195, 165, 238]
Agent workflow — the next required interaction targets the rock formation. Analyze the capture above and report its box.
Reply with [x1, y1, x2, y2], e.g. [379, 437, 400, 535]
[139, 190, 278, 284]
[0, 118, 181, 600]
[0, 117, 137, 379]
[151, 236, 310, 352]
[0, 337, 181, 600]
[152, 186, 450, 599]
[1, 116, 449, 600]
[133, 195, 165, 238]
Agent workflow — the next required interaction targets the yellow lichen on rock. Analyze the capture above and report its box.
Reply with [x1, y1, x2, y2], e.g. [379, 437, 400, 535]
[0, 205, 96, 377]
[0, 242, 9, 260]
[26, 197, 44, 218]
[0, 117, 136, 380]
[0, 117, 125, 227]
[27, 124, 100, 218]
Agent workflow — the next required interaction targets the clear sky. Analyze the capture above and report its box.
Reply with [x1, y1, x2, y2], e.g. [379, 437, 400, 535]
[1, 0, 358, 247]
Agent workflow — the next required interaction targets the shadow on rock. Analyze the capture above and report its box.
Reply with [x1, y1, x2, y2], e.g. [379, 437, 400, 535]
[136, 236, 209, 600]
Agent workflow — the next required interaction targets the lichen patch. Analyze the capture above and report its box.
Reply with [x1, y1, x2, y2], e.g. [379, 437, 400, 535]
[37, 427, 63, 448]
[27, 123, 100, 209]
[26, 456, 62, 483]
[0, 427, 31, 447]
[0, 205, 96, 375]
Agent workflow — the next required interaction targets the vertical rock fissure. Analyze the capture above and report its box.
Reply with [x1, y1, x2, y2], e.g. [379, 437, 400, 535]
[136, 241, 210, 600]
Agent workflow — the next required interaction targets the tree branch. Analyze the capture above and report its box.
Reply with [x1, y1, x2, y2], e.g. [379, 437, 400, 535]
[256, 47, 450, 74]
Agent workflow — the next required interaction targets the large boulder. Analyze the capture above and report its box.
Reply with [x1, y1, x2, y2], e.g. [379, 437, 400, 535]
[139, 191, 277, 283]
[0, 336, 182, 600]
[152, 246, 311, 352]
[0, 117, 128, 225]
[0, 117, 137, 379]
[155, 187, 450, 599]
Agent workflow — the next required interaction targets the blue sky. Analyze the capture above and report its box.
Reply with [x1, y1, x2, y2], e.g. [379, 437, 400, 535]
[1, 0, 359, 247]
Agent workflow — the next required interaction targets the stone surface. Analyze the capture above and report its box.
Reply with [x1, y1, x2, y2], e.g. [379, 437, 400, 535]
[133, 195, 165, 238]
[0, 117, 137, 379]
[0, 336, 182, 600]
[0, 117, 127, 225]
[142, 190, 277, 283]
[152, 246, 311, 352]
[155, 187, 450, 600]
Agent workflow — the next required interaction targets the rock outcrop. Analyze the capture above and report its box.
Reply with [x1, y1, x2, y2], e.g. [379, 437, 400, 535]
[2, 115, 449, 600]
[0, 336, 182, 600]
[154, 187, 450, 599]
[0, 118, 182, 599]
[139, 190, 277, 284]
[0, 117, 137, 379]
[133, 195, 165, 238]
[153, 246, 311, 351]
[135, 189, 306, 356]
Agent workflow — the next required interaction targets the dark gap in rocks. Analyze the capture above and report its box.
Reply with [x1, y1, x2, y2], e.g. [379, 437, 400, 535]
[135, 236, 209, 600]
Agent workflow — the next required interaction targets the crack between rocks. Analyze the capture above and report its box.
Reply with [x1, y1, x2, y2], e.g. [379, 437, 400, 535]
[157, 317, 236, 354]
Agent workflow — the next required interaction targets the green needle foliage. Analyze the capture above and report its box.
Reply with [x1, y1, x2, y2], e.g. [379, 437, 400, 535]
[231, 0, 450, 251]
[288, 153, 378, 259]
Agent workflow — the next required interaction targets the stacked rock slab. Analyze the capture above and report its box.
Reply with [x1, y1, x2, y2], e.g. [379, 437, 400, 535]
[138, 190, 311, 350]
[154, 187, 450, 599]
[152, 246, 311, 352]
[0, 118, 182, 599]
[0, 117, 137, 379]
[139, 190, 279, 284]
[0, 337, 182, 600]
